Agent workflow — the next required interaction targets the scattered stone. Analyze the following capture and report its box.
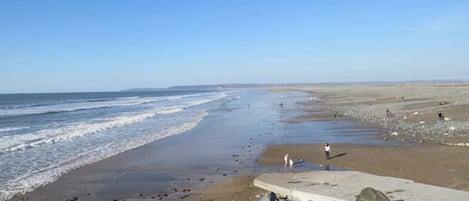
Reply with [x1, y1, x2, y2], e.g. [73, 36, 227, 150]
[260, 192, 277, 201]
[355, 187, 391, 201]
[413, 112, 419, 115]
[66, 196, 79, 201]
[391, 132, 398, 136]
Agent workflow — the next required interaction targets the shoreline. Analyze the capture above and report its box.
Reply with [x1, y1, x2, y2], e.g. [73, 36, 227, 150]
[8, 84, 469, 201]
[189, 84, 469, 200]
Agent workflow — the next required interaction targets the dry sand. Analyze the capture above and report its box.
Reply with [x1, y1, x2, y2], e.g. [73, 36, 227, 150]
[191, 84, 469, 200]
[185, 175, 266, 201]
[260, 143, 469, 191]
[10, 84, 468, 201]
[287, 84, 469, 144]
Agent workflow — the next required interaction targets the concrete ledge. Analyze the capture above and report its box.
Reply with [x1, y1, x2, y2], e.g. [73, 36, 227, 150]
[254, 171, 469, 201]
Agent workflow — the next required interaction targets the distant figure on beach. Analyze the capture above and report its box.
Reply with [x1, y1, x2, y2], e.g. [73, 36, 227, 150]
[386, 109, 392, 117]
[289, 158, 294, 168]
[325, 143, 331, 160]
[334, 111, 338, 119]
[438, 111, 444, 120]
[284, 154, 289, 167]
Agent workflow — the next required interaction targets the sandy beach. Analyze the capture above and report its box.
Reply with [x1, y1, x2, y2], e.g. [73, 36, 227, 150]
[189, 83, 469, 200]
[7, 84, 469, 201]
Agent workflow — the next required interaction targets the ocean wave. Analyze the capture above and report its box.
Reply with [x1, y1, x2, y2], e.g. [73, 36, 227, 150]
[0, 93, 226, 153]
[0, 95, 179, 117]
[0, 110, 208, 201]
[0, 126, 30, 133]
[183, 92, 226, 107]
[0, 111, 155, 153]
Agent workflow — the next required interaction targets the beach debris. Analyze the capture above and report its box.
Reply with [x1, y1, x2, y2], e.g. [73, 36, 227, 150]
[261, 192, 278, 201]
[413, 112, 419, 115]
[441, 142, 469, 147]
[449, 127, 456, 132]
[439, 101, 449, 105]
[444, 117, 451, 121]
[419, 121, 425, 124]
[391, 132, 399, 136]
[355, 187, 391, 201]
[403, 116, 407, 120]
[443, 133, 449, 136]
[66, 196, 79, 201]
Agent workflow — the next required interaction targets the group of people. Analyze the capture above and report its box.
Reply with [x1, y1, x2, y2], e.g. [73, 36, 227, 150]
[284, 143, 331, 169]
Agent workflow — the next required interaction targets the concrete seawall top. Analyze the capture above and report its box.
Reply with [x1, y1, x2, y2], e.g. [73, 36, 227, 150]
[254, 170, 469, 201]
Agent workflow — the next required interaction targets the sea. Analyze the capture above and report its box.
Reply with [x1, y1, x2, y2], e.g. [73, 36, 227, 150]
[0, 89, 235, 200]
[0, 88, 396, 200]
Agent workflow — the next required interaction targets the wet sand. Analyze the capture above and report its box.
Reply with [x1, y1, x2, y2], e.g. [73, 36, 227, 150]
[7, 90, 318, 201]
[9, 84, 469, 201]
[189, 84, 469, 200]
[260, 143, 469, 191]
[189, 143, 469, 200]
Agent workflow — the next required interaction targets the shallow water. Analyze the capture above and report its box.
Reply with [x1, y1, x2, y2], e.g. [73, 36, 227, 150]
[7, 89, 398, 201]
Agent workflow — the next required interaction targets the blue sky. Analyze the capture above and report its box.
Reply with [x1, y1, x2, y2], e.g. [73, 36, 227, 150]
[1, 0, 469, 93]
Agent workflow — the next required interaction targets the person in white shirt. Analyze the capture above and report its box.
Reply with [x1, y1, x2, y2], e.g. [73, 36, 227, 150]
[284, 154, 289, 167]
[325, 143, 331, 160]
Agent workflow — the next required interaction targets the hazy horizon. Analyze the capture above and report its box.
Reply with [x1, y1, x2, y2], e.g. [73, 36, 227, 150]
[1, 1, 468, 93]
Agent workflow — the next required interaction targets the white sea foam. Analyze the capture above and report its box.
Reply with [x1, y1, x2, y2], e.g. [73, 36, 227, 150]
[0, 111, 156, 153]
[183, 92, 226, 107]
[0, 92, 225, 153]
[0, 91, 228, 200]
[0, 126, 29, 133]
[0, 110, 208, 201]
[0, 94, 201, 117]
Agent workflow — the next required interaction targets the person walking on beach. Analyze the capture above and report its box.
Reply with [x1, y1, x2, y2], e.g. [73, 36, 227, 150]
[325, 143, 331, 160]
[284, 154, 289, 167]
[438, 111, 444, 120]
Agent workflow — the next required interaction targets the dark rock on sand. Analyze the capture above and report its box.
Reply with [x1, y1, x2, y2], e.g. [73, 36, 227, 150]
[356, 187, 390, 201]
[260, 192, 277, 201]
